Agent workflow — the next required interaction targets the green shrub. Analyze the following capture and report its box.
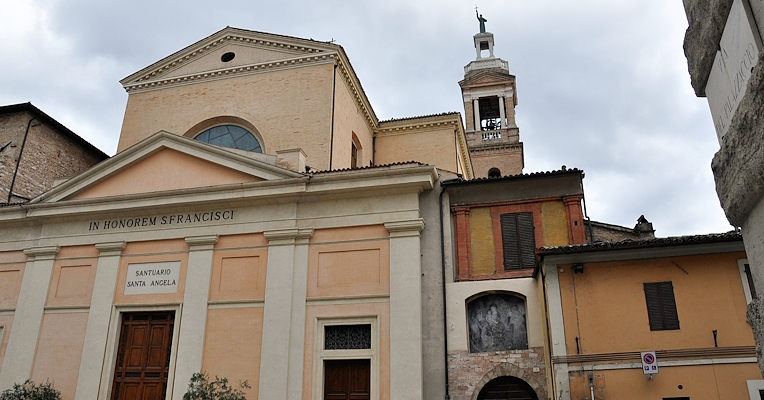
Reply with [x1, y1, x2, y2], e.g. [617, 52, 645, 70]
[0, 380, 61, 400]
[182, 372, 250, 400]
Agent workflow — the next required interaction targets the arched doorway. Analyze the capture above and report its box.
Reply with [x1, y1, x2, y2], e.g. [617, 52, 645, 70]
[476, 376, 538, 400]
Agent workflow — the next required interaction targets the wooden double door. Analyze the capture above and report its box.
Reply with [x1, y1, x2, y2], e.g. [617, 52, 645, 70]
[111, 312, 174, 400]
[324, 359, 370, 400]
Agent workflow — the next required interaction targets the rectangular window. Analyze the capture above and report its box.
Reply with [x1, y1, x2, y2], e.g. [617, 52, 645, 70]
[325, 324, 372, 350]
[500, 212, 536, 271]
[740, 259, 757, 303]
[644, 282, 680, 331]
[351, 143, 358, 169]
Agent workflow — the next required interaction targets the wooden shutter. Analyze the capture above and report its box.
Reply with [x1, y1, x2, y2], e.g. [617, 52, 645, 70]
[500, 212, 536, 271]
[644, 282, 680, 331]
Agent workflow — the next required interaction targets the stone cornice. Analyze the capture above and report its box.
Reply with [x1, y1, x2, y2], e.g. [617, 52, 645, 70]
[124, 53, 336, 94]
[95, 241, 126, 255]
[185, 235, 220, 250]
[121, 27, 336, 86]
[23, 245, 60, 260]
[264, 227, 314, 245]
[384, 219, 425, 238]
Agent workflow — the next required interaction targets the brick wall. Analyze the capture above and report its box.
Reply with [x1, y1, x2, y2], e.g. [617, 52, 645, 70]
[0, 112, 28, 202]
[448, 347, 547, 400]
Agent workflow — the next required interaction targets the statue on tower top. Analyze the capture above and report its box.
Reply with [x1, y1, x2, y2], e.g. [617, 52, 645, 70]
[476, 9, 488, 33]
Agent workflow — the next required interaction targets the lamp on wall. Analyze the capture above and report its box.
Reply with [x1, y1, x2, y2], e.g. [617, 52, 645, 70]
[573, 263, 584, 274]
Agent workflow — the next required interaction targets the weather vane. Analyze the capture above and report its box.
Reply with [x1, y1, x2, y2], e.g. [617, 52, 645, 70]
[475, 7, 487, 33]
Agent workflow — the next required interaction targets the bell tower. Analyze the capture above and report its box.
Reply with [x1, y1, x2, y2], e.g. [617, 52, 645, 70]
[460, 13, 523, 178]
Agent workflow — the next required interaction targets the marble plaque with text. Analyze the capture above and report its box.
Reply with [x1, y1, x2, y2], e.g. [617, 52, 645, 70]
[706, 0, 763, 142]
[124, 261, 180, 295]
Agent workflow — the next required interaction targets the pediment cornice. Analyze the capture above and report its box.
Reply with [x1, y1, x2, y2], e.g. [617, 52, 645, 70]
[120, 27, 379, 131]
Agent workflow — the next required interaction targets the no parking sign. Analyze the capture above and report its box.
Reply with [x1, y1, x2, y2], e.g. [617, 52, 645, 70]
[641, 351, 658, 374]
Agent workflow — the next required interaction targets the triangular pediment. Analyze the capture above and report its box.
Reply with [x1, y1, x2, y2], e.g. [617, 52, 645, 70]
[121, 27, 340, 87]
[459, 69, 515, 88]
[38, 131, 304, 203]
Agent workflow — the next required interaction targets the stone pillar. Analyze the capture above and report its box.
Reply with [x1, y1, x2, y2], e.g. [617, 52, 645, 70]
[498, 96, 506, 129]
[171, 235, 219, 400]
[74, 242, 125, 400]
[544, 262, 571, 400]
[258, 228, 313, 400]
[473, 98, 481, 132]
[0, 245, 59, 390]
[385, 219, 425, 400]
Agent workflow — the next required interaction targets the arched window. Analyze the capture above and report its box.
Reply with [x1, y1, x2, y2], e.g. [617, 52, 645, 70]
[488, 168, 501, 178]
[194, 125, 262, 153]
[467, 293, 528, 352]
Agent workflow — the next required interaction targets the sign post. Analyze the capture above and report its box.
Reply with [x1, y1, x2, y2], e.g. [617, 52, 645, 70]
[641, 351, 658, 375]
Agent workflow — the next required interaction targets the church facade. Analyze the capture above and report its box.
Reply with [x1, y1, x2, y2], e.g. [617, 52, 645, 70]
[0, 26, 519, 400]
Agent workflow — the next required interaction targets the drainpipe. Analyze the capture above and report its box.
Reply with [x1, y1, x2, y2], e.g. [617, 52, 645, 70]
[329, 63, 337, 170]
[7, 116, 38, 203]
[580, 173, 593, 243]
[439, 184, 450, 400]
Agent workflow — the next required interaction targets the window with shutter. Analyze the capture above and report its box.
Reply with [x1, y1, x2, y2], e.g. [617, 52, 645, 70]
[644, 282, 680, 331]
[500, 212, 536, 271]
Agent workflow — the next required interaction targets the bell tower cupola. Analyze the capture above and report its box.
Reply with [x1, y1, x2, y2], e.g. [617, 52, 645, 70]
[460, 11, 523, 178]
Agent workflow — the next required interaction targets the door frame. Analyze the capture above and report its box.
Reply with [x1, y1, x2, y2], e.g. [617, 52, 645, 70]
[311, 316, 379, 400]
[98, 303, 183, 400]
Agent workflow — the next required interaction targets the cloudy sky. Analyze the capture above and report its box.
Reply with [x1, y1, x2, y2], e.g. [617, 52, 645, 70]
[0, 0, 732, 236]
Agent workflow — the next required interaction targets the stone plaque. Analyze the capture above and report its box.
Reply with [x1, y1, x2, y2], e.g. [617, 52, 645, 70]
[124, 261, 180, 295]
[706, 0, 763, 143]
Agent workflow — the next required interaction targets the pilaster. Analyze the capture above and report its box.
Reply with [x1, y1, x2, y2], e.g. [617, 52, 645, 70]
[544, 263, 571, 400]
[0, 245, 60, 390]
[74, 242, 126, 400]
[172, 235, 219, 400]
[258, 227, 313, 400]
[385, 219, 425, 399]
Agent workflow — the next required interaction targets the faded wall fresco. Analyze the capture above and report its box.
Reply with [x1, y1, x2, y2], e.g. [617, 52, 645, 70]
[468, 294, 527, 352]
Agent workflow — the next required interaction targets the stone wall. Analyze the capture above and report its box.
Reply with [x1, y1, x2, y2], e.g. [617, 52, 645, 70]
[0, 110, 104, 203]
[448, 347, 546, 400]
[0, 112, 28, 202]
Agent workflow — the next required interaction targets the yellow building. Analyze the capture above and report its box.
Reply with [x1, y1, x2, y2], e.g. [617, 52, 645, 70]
[540, 232, 763, 399]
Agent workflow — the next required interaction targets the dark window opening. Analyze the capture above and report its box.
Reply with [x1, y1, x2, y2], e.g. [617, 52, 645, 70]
[488, 168, 501, 178]
[500, 212, 536, 271]
[745, 263, 757, 300]
[644, 282, 680, 331]
[325, 324, 371, 350]
[478, 96, 501, 131]
[221, 52, 235, 62]
[351, 143, 358, 169]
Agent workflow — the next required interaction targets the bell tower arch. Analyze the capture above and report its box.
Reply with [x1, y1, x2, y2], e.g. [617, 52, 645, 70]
[460, 18, 524, 178]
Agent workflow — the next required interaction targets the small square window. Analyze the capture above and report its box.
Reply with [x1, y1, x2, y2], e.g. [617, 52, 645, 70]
[644, 282, 680, 331]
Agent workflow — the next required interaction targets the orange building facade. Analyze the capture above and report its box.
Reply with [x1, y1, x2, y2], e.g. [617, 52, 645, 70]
[541, 233, 763, 399]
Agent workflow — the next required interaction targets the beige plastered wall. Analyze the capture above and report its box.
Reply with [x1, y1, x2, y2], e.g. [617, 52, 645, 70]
[375, 127, 458, 172]
[71, 148, 260, 200]
[30, 245, 98, 399]
[558, 251, 752, 354]
[0, 251, 25, 374]
[330, 72, 373, 170]
[118, 64, 335, 169]
[446, 278, 544, 352]
[202, 233, 267, 400]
